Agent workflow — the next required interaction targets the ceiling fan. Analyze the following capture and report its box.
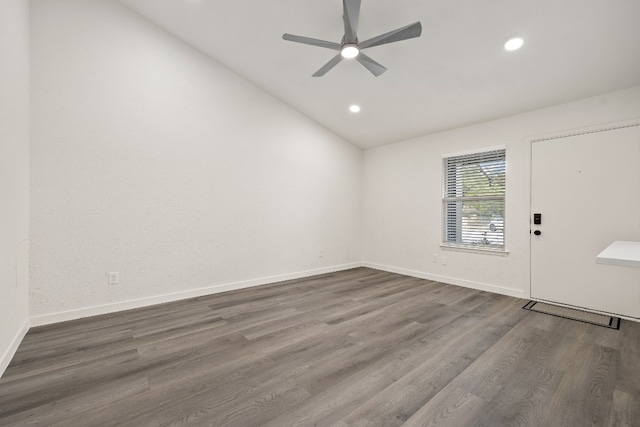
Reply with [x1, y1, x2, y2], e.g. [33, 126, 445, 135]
[283, 0, 422, 77]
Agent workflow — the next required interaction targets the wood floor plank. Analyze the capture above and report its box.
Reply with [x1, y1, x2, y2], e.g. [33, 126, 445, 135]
[0, 349, 141, 418]
[542, 340, 619, 426]
[1, 267, 639, 426]
[608, 389, 640, 427]
[401, 386, 486, 427]
[1, 329, 137, 382]
[476, 358, 564, 426]
[297, 321, 427, 396]
[449, 324, 549, 401]
[337, 316, 516, 426]
[2, 376, 151, 427]
[263, 357, 414, 427]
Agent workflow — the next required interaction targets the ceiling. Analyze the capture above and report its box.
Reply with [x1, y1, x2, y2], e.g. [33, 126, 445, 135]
[117, 0, 640, 149]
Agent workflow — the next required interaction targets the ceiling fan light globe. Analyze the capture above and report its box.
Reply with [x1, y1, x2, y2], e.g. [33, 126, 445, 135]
[341, 44, 359, 59]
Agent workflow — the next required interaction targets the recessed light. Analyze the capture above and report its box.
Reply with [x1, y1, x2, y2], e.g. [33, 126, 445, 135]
[349, 105, 361, 113]
[341, 44, 360, 59]
[504, 37, 524, 51]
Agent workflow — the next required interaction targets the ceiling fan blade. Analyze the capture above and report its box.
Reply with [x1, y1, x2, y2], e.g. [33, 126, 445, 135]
[359, 22, 422, 49]
[343, 0, 361, 44]
[356, 52, 387, 77]
[312, 54, 344, 77]
[283, 34, 341, 50]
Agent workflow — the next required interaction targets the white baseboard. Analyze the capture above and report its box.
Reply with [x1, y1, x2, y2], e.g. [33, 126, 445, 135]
[0, 318, 29, 378]
[30, 263, 363, 327]
[363, 262, 526, 299]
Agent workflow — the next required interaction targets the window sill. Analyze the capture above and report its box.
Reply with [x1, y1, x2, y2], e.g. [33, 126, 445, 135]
[440, 244, 509, 256]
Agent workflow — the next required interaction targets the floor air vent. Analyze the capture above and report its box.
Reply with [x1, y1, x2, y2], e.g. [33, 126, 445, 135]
[523, 301, 621, 330]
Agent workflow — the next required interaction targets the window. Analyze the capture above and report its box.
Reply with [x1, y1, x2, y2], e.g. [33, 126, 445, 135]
[442, 147, 506, 251]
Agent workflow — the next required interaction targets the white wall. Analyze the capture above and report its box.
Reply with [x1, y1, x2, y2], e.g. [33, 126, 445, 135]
[363, 86, 640, 298]
[0, 0, 30, 376]
[29, 0, 362, 323]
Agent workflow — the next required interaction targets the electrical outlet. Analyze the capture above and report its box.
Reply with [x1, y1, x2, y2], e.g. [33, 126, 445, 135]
[432, 254, 438, 263]
[441, 256, 448, 266]
[108, 272, 119, 285]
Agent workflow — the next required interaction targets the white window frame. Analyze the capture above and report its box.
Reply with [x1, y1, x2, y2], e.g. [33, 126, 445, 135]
[441, 146, 507, 253]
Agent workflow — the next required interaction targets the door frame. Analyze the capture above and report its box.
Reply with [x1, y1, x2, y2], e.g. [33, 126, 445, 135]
[527, 118, 640, 314]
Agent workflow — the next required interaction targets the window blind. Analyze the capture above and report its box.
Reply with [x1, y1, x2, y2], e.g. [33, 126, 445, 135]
[442, 149, 506, 249]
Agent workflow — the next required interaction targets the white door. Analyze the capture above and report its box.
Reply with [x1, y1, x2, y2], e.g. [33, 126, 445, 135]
[530, 124, 640, 318]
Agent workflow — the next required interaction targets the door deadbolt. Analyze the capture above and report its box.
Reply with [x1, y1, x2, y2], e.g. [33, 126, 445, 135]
[534, 230, 542, 236]
[533, 213, 542, 225]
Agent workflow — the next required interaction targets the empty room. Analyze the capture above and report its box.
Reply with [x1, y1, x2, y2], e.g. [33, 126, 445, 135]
[2, 0, 640, 425]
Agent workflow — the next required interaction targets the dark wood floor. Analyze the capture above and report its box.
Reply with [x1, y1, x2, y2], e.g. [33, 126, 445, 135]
[1, 268, 639, 426]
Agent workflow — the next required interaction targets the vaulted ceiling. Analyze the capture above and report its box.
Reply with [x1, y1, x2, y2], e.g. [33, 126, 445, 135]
[118, 0, 640, 149]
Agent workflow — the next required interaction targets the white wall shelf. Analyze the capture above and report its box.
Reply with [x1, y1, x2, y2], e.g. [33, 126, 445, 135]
[596, 241, 640, 268]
